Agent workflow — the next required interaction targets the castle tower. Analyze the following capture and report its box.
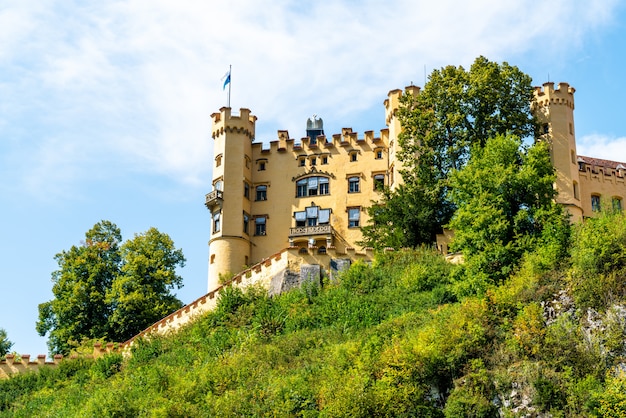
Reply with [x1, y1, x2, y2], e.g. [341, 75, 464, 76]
[384, 85, 421, 189]
[206, 107, 257, 291]
[533, 82, 583, 221]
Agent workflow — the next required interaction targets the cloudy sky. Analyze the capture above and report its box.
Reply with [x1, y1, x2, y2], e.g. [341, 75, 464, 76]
[1, 0, 625, 355]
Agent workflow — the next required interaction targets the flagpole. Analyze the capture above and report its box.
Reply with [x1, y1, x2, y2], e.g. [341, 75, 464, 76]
[228, 64, 231, 108]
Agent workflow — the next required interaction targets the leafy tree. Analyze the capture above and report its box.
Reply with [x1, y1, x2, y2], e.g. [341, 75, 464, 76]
[37, 221, 122, 354]
[447, 135, 564, 287]
[361, 56, 537, 248]
[0, 328, 13, 357]
[37, 221, 185, 354]
[107, 228, 185, 341]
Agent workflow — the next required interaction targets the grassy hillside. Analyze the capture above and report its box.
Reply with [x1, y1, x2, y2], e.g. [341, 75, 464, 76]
[2, 213, 626, 417]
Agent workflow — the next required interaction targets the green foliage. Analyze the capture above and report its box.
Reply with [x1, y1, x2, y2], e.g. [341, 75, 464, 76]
[569, 210, 626, 310]
[106, 227, 185, 341]
[37, 221, 185, 354]
[362, 56, 536, 249]
[7, 231, 626, 417]
[0, 328, 12, 358]
[448, 135, 565, 288]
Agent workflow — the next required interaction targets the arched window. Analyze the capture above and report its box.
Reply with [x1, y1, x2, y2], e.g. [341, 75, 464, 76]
[296, 176, 330, 197]
[591, 195, 601, 212]
[613, 197, 623, 212]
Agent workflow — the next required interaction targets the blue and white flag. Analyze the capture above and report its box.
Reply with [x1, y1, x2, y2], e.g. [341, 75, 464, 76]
[222, 70, 231, 90]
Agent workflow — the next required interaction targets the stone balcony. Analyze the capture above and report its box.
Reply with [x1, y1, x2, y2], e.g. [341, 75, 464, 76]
[204, 190, 223, 210]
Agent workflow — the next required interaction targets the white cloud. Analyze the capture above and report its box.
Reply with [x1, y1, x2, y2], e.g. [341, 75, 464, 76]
[0, 0, 621, 199]
[577, 134, 626, 163]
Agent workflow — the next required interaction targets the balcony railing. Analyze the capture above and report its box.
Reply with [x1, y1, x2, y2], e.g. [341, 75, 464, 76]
[204, 190, 223, 210]
[289, 224, 332, 238]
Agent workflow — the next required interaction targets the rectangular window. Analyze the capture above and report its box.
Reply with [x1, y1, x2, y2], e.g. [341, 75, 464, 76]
[243, 213, 249, 235]
[319, 177, 329, 195]
[348, 177, 360, 193]
[373, 174, 385, 191]
[294, 211, 306, 227]
[259, 162, 266, 171]
[375, 149, 383, 159]
[299, 158, 306, 167]
[255, 217, 267, 236]
[256, 185, 267, 201]
[322, 156, 328, 165]
[213, 212, 221, 233]
[311, 157, 317, 166]
[348, 207, 360, 228]
[350, 152, 358, 162]
[244, 182, 250, 199]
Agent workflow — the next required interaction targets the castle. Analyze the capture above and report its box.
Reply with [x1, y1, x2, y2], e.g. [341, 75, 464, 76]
[206, 81, 626, 289]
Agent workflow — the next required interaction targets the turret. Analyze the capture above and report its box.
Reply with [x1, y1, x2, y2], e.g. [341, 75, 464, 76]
[384, 85, 420, 189]
[206, 107, 257, 291]
[533, 82, 583, 221]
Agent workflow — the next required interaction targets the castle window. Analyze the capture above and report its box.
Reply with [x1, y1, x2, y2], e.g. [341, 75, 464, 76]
[573, 181, 579, 200]
[311, 157, 317, 166]
[348, 207, 360, 228]
[322, 156, 329, 165]
[318, 246, 327, 255]
[245, 156, 251, 169]
[578, 160, 585, 171]
[571, 150, 576, 164]
[350, 152, 358, 162]
[213, 211, 221, 233]
[215, 154, 223, 167]
[255, 216, 267, 236]
[243, 213, 250, 235]
[348, 176, 360, 193]
[210, 254, 215, 264]
[375, 149, 383, 159]
[255, 185, 267, 201]
[591, 195, 601, 212]
[569, 123, 573, 135]
[373, 174, 385, 191]
[542, 124, 549, 134]
[213, 180, 223, 191]
[294, 205, 331, 227]
[244, 182, 250, 199]
[299, 157, 306, 167]
[613, 197, 623, 212]
[259, 161, 266, 171]
[296, 176, 330, 197]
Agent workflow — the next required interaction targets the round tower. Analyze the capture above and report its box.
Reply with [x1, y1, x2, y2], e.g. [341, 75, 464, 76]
[206, 107, 257, 292]
[533, 82, 583, 221]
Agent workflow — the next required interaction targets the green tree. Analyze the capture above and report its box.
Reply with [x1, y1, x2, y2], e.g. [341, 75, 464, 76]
[37, 221, 185, 354]
[447, 135, 564, 287]
[361, 56, 537, 248]
[37, 221, 122, 354]
[107, 228, 185, 342]
[0, 328, 13, 357]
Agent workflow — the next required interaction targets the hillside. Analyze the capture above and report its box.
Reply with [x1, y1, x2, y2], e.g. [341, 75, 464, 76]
[2, 213, 626, 416]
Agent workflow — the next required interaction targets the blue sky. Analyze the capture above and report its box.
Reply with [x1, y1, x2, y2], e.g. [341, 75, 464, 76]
[1, 0, 626, 356]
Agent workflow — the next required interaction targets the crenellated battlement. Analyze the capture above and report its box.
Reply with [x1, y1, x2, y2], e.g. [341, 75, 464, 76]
[533, 81, 575, 110]
[251, 126, 389, 155]
[385, 85, 421, 126]
[211, 107, 257, 140]
[121, 246, 375, 348]
[0, 343, 119, 379]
